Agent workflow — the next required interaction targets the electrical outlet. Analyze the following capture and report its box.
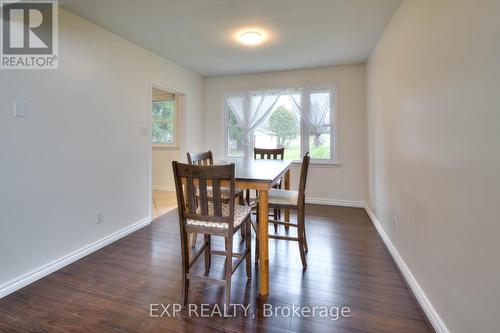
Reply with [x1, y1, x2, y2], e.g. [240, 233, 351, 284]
[14, 102, 27, 117]
[392, 215, 399, 228]
[95, 211, 103, 224]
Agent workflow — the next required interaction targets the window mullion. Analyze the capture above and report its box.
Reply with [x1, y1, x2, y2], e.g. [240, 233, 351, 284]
[244, 101, 250, 158]
[301, 89, 310, 158]
[330, 89, 336, 161]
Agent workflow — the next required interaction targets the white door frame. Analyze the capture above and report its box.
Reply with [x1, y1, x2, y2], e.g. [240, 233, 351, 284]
[147, 81, 188, 220]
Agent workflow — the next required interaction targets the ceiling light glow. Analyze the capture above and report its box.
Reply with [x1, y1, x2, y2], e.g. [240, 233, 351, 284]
[239, 31, 264, 45]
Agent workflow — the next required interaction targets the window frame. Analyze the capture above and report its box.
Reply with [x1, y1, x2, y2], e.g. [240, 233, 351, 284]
[152, 94, 179, 149]
[224, 100, 244, 158]
[223, 86, 339, 165]
[302, 87, 338, 164]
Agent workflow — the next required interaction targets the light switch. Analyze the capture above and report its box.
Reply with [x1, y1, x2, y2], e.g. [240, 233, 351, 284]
[14, 102, 27, 117]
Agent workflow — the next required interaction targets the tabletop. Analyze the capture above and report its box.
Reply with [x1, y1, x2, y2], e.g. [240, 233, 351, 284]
[216, 158, 293, 183]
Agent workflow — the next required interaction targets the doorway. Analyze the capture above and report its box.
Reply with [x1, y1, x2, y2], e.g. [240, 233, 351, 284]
[150, 85, 183, 219]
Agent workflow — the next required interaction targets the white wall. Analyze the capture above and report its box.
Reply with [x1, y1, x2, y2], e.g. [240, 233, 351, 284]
[204, 65, 366, 205]
[366, 1, 500, 332]
[0, 9, 204, 294]
[152, 148, 178, 191]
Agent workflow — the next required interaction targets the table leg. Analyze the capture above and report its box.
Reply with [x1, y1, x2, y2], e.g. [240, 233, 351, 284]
[258, 189, 269, 296]
[284, 169, 290, 230]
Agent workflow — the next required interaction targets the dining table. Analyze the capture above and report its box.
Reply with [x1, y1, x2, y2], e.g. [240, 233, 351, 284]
[220, 158, 293, 296]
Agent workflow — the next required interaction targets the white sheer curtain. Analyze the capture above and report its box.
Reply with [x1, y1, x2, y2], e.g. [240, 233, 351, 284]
[287, 89, 332, 146]
[225, 90, 281, 157]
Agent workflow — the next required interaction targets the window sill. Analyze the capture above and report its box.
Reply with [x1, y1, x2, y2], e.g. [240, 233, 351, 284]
[291, 160, 342, 167]
[152, 145, 179, 150]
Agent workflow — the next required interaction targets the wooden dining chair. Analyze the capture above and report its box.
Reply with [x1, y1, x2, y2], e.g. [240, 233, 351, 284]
[253, 147, 286, 160]
[256, 152, 310, 268]
[172, 161, 252, 307]
[187, 151, 245, 202]
[187, 151, 245, 246]
[247, 147, 285, 229]
[187, 150, 214, 166]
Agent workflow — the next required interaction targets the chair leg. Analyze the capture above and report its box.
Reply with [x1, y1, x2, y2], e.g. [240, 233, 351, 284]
[273, 209, 278, 232]
[239, 194, 246, 241]
[224, 235, 233, 307]
[284, 208, 290, 232]
[302, 225, 309, 253]
[181, 231, 190, 306]
[191, 232, 197, 247]
[245, 218, 252, 280]
[297, 210, 307, 268]
[298, 237, 307, 269]
[298, 208, 308, 252]
[204, 234, 211, 274]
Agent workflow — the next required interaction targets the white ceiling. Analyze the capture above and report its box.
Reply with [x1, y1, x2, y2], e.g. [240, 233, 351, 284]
[61, 0, 401, 77]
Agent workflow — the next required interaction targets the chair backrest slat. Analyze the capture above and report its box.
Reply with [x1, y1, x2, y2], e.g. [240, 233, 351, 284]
[187, 151, 214, 166]
[172, 161, 235, 231]
[198, 178, 209, 215]
[254, 147, 285, 160]
[211, 178, 222, 216]
[186, 177, 197, 214]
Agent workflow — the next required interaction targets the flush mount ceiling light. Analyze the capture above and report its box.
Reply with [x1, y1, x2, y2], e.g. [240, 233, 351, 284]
[237, 29, 267, 46]
[240, 31, 263, 45]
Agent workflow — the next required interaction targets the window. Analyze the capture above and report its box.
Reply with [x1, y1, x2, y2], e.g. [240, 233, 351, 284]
[252, 94, 302, 160]
[307, 90, 333, 160]
[224, 88, 337, 162]
[226, 107, 245, 157]
[152, 87, 177, 146]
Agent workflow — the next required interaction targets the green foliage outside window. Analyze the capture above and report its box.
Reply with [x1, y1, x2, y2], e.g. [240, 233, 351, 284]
[268, 106, 299, 147]
[152, 101, 175, 144]
[227, 110, 244, 142]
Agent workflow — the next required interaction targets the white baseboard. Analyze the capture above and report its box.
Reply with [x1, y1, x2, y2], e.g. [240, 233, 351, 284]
[151, 190, 363, 208]
[364, 204, 449, 333]
[0, 217, 151, 299]
[152, 185, 175, 192]
[306, 197, 364, 208]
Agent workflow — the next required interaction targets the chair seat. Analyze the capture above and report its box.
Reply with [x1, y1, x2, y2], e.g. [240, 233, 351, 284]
[268, 189, 299, 208]
[187, 204, 251, 229]
[246, 180, 282, 206]
[197, 187, 243, 200]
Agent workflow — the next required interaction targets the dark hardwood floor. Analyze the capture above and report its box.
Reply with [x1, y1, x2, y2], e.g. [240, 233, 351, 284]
[0, 205, 434, 333]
